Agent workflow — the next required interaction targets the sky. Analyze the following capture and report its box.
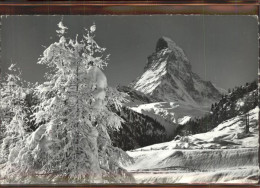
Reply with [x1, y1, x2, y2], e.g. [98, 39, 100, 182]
[1, 15, 258, 90]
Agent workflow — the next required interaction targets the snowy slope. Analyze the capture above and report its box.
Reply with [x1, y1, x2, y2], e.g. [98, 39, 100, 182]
[129, 165, 258, 184]
[124, 107, 259, 183]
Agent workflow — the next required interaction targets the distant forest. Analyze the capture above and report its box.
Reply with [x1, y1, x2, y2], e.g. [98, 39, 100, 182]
[175, 80, 258, 136]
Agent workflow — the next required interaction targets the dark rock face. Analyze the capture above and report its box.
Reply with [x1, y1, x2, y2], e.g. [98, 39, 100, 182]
[156, 37, 169, 52]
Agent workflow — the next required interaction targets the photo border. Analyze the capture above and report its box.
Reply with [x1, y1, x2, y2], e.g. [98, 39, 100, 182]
[0, 1, 259, 188]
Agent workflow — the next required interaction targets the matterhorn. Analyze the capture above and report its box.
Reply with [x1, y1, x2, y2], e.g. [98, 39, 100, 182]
[124, 37, 223, 137]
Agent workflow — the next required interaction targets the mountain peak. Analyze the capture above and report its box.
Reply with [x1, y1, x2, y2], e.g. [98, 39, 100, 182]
[130, 37, 222, 107]
[156, 36, 177, 52]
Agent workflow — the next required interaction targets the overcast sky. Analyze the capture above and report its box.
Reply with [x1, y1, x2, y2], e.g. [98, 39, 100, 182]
[1, 15, 258, 90]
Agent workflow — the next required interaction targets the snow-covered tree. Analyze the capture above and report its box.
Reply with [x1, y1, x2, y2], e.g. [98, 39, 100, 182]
[0, 22, 134, 184]
[0, 64, 29, 163]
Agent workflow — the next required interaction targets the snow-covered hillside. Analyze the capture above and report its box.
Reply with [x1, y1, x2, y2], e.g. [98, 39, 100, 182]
[124, 107, 259, 183]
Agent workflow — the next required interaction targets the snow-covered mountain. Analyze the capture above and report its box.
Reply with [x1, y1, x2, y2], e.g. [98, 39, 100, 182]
[120, 37, 222, 138]
[124, 106, 259, 183]
[129, 36, 222, 106]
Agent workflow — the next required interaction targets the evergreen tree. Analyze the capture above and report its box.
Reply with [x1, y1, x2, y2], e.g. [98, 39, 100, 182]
[0, 64, 29, 163]
[245, 113, 250, 134]
[0, 22, 133, 184]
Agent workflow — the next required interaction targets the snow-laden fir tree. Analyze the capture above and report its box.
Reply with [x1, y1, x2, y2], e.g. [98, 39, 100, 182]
[0, 22, 134, 184]
[0, 64, 29, 164]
